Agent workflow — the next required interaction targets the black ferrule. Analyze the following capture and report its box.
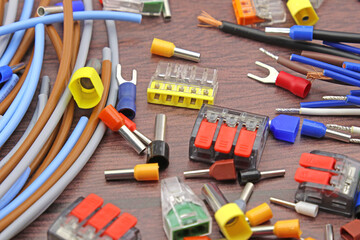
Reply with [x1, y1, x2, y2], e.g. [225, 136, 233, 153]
[147, 140, 169, 170]
[237, 169, 261, 185]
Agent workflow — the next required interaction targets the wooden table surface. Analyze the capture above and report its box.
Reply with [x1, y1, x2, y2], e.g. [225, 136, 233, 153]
[4, 0, 360, 239]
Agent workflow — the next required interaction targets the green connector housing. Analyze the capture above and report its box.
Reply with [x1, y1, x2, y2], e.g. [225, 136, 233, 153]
[165, 202, 211, 240]
[142, 0, 163, 15]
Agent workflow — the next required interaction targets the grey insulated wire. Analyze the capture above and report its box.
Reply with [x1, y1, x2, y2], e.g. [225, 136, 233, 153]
[0, 0, 19, 58]
[0, 0, 94, 200]
[0, 76, 50, 169]
[0, 20, 117, 239]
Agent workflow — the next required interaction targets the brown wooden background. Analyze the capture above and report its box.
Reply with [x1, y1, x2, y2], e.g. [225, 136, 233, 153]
[3, 0, 360, 239]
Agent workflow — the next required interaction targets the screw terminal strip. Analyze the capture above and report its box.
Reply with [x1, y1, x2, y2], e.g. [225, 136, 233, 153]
[189, 104, 269, 170]
[147, 62, 218, 109]
[232, 0, 286, 26]
[161, 177, 212, 240]
[294, 151, 360, 217]
[48, 194, 141, 240]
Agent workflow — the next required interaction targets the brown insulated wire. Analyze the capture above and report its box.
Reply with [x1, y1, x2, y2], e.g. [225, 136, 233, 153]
[0, 0, 6, 26]
[0, 0, 74, 182]
[0, 57, 112, 231]
[0, 0, 51, 114]
[25, 22, 82, 187]
[301, 50, 360, 67]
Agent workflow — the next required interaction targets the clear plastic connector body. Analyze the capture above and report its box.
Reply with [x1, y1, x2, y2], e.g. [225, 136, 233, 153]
[161, 177, 212, 240]
[189, 104, 269, 170]
[103, 0, 164, 16]
[295, 150, 360, 217]
[232, 0, 286, 26]
[310, 0, 324, 9]
[48, 197, 88, 240]
[147, 62, 218, 109]
[98, 228, 141, 240]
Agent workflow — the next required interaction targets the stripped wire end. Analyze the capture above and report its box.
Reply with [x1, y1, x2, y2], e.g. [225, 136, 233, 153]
[197, 11, 222, 28]
[306, 71, 331, 81]
[259, 48, 278, 60]
[322, 96, 347, 100]
[275, 108, 300, 114]
[350, 138, 360, 144]
[326, 124, 352, 132]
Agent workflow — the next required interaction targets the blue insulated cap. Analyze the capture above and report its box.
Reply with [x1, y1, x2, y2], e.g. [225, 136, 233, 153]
[55, 1, 85, 11]
[0, 65, 13, 84]
[270, 114, 300, 143]
[301, 119, 326, 138]
[289, 25, 313, 41]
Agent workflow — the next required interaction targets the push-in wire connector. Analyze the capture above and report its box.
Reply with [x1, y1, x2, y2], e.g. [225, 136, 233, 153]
[248, 61, 311, 98]
[301, 119, 360, 144]
[0, 62, 25, 84]
[183, 159, 236, 181]
[116, 64, 137, 120]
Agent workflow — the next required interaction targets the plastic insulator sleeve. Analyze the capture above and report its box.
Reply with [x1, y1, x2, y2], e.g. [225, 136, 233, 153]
[301, 119, 326, 138]
[346, 95, 360, 105]
[289, 26, 313, 41]
[313, 29, 360, 43]
[301, 51, 360, 66]
[98, 104, 125, 132]
[116, 82, 136, 120]
[0, 65, 13, 84]
[54, 1, 85, 11]
[275, 71, 311, 98]
[277, 56, 312, 75]
[300, 100, 349, 108]
[237, 169, 261, 185]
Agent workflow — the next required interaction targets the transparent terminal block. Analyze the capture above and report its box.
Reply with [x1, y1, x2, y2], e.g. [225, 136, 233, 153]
[147, 62, 218, 109]
[189, 104, 269, 170]
[48, 197, 87, 240]
[161, 177, 212, 240]
[232, 0, 286, 26]
[310, 0, 324, 9]
[295, 150, 360, 217]
[103, 0, 164, 16]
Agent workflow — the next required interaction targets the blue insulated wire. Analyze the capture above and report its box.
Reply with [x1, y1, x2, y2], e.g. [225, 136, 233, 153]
[0, 116, 88, 219]
[0, 167, 30, 210]
[0, 0, 34, 65]
[0, 74, 19, 102]
[323, 70, 360, 87]
[0, 11, 142, 36]
[300, 100, 350, 108]
[0, 24, 44, 147]
[323, 41, 360, 55]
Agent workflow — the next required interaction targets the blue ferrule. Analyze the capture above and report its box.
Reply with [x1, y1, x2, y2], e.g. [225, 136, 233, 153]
[116, 82, 136, 120]
[350, 90, 360, 96]
[346, 95, 360, 105]
[289, 26, 313, 41]
[0, 65, 13, 84]
[270, 114, 300, 143]
[301, 119, 326, 138]
[343, 62, 360, 73]
[300, 100, 349, 108]
[55, 1, 85, 11]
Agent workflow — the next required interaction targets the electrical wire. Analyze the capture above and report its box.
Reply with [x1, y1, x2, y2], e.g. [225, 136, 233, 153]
[0, 116, 88, 219]
[0, 76, 49, 169]
[0, 11, 142, 36]
[0, 0, 33, 64]
[300, 100, 350, 108]
[0, 0, 50, 115]
[0, 0, 19, 58]
[197, 12, 360, 61]
[0, 47, 112, 232]
[0, 0, 5, 26]
[0, 0, 75, 183]
[0, 29, 117, 240]
[0, 74, 19, 102]
[0, 24, 44, 148]
[313, 29, 360, 43]
[276, 108, 360, 116]
[0, 9, 141, 183]
[0, 167, 30, 210]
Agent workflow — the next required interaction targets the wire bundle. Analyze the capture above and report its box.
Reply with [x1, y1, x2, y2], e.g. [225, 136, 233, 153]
[0, 0, 142, 238]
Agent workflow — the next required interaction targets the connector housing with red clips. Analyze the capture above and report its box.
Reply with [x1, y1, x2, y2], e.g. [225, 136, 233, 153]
[48, 193, 141, 240]
[189, 104, 269, 169]
[294, 150, 360, 217]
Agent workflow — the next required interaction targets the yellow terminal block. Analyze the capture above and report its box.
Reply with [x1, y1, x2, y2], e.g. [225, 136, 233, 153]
[68, 67, 104, 109]
[147, 62, 218, 109]
[287, 0, 319, 26]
